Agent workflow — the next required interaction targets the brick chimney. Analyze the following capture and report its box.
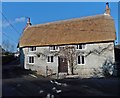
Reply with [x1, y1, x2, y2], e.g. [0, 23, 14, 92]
[104, 2, 110, 15]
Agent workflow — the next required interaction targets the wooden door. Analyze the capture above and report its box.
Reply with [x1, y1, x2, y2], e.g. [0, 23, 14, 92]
[58, 56, 68, 72]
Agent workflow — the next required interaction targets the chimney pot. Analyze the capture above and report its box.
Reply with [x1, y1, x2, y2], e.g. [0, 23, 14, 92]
[27, 17, 32, 25]
[27, 17, 30, 23]
[104, 2, 110, 15]
[23, 17, 32, 30]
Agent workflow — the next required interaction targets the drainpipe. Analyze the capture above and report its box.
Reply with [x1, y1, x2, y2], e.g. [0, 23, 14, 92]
[46, 65, 48, 77]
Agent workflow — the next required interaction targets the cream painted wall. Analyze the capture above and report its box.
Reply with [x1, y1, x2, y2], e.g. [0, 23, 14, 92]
[20, 41, 115, 78]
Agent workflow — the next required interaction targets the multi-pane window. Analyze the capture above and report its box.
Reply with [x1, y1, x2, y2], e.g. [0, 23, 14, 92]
[28, 56, 34, 64]
[49, 46, 59, 51]
[77, 55, 85, 65]
[47, 56, 54, 63]
[29, 47, 36, 51]
[76, 44, 86, 49]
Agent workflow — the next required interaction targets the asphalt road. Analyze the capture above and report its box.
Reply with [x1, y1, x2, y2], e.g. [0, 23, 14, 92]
[2, 60, 120, 97]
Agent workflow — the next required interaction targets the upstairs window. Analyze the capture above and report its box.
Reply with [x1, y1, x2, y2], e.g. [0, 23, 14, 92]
[47, 56, 54, 63]
[28, 56, 34, 64]
[76, 44, 86, 50]
[29, 47, 36, 51]
[77, 55, 85, 65]
[49, 46, 59, 51]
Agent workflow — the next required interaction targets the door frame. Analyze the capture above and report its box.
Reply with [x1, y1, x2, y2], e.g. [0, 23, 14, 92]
[58, 56, 68, 73]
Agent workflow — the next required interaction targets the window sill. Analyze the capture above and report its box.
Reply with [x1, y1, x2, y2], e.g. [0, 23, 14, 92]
[76, 49, 86, 50]
[50, 50, 59, 52]
[28, 63, 35, 65]
[47, 62, 54, 63]
[77, 64, 85, 65]
[29, 51, 37, 52]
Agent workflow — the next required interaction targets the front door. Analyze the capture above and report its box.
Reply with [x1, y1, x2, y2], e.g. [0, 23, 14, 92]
[58, 56, 68, 72]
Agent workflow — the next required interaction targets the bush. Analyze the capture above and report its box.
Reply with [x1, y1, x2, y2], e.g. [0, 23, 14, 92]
[103, 68, 111, 77]
[2, 55, 15, 65]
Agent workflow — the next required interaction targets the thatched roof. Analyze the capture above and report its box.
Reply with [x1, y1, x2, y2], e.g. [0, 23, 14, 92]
[19, 14, 116, 48]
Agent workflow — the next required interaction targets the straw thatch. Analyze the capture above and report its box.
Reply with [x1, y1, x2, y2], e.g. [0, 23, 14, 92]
[19, 14, 116, 48]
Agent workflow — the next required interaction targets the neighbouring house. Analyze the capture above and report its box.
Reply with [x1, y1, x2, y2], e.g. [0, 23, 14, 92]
[14, 51, 20, 58]
[18, 3, 116, 78]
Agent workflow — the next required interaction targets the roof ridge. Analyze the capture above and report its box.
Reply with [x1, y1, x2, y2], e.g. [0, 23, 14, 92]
[28, 14, 112, 28]
[19, 13, 115, 47]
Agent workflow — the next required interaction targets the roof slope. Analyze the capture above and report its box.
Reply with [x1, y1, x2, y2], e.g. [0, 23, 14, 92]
[19, 14, 116, 47]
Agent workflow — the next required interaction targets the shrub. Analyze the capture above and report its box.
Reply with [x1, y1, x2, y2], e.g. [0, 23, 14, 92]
[2, 55, 15, 65]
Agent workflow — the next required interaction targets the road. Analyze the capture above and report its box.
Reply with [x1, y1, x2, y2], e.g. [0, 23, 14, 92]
[2, 60, 120, 97]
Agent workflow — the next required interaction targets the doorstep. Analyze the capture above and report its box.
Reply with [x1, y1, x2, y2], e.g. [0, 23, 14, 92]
[65, 75, 80, 79]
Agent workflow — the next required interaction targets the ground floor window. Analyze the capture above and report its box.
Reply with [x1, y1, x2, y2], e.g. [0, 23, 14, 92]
[77, 55, 85, 65]
[47, 56, 54, 63]
[28, 56, 34, 64]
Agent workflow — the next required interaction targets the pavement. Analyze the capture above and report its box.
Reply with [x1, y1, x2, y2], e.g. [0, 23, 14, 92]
[2, 59, 120, 97]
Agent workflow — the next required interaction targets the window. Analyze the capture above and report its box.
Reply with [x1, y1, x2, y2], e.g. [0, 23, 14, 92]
[47, 56, 54, 63]
[49, 46, 59, 51]
[77, 55, 85, 65]
[28, 56, 34, 64]
[29, 47, 36, 51]
[76, 44, 86, 49]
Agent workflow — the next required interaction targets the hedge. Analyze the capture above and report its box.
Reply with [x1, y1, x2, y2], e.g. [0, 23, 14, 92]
[2, 55, 15, 65]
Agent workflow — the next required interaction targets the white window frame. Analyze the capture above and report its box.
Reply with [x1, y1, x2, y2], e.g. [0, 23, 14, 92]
[76, 44, 86, 50]
[28, 56, 35, 64]
[49, 46, 59, 51]
[77, 55, 85, 65]
[47, 56, 54, 63]
[29, 47, 37, 52]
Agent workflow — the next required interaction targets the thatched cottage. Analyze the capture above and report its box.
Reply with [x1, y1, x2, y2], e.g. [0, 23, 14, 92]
[18, 3, 116, 78]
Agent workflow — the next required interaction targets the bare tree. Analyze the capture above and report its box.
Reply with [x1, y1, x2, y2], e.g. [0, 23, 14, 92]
[83, 44, 115, 77]
[34, 44, 115, 76]
[102, 57, 115, 77]
[84, 44, 113, 57]
[9, 44, 15, 52]
[59, 46, 76, 75]
[2, 40, 10, 52]
[35, 45, 76, 75]
[2, 40, 15, 52]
